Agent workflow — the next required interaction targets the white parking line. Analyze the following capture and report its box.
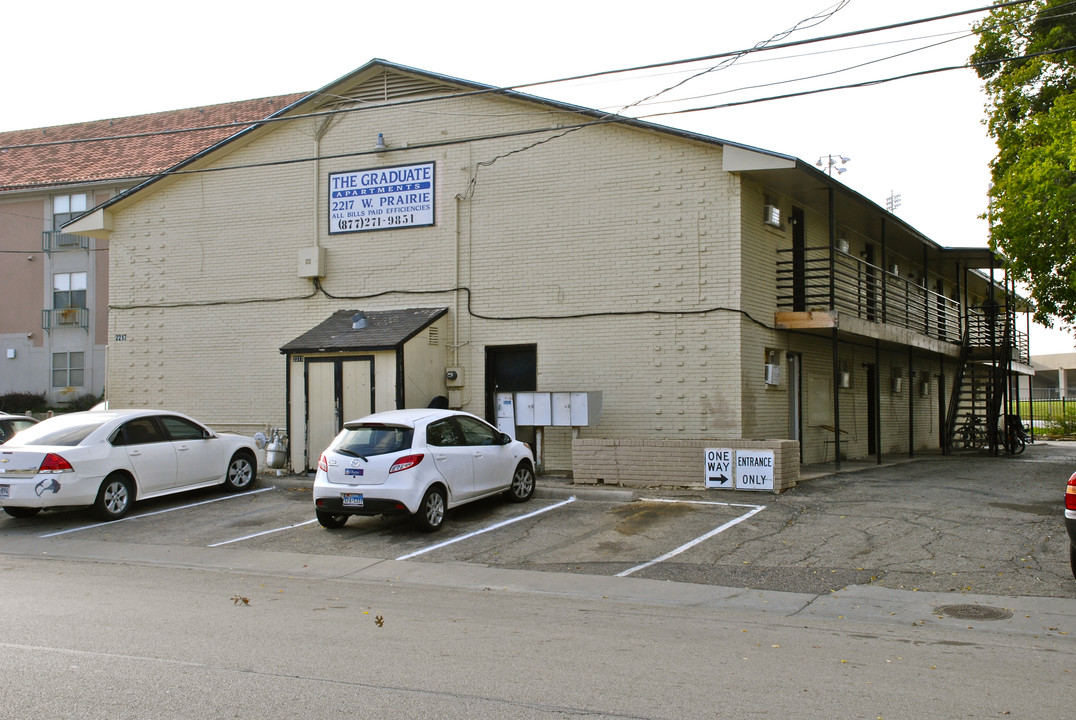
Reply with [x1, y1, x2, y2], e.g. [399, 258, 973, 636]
[616, 498, 766, 577]
[38, 487, 277, 538]
[208, 518, 319, 547]
[396, 496, 577, 561]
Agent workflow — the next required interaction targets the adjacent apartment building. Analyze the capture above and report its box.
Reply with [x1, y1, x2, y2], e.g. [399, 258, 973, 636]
[0, 95, 304, 405]
[65, 60, 1029, 480]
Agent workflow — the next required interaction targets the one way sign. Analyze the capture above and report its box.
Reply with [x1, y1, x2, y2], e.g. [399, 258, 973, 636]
[705, 448, 733, 489]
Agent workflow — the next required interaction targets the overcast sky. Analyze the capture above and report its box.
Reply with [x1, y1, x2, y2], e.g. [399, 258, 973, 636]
[4, 0, 1072, 353]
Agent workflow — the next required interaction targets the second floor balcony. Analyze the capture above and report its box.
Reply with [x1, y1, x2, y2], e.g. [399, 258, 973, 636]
[43, 306, 89, 331]
[42, 231, 91, 253]
[775, 244, 1029, 364]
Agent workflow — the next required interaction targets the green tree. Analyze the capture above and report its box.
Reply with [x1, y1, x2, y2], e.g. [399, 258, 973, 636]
[972, 0, 1076, 328]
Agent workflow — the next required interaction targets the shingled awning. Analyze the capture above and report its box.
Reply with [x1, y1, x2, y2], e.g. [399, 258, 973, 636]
[279, 308, 447, 354]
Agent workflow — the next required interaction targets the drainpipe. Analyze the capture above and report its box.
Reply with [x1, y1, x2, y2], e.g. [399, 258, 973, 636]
[829, 188, 841, 469]
[909, 345, 914, 458]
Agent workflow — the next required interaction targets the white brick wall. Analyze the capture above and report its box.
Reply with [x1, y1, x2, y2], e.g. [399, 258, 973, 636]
[101, 78, 961, 472]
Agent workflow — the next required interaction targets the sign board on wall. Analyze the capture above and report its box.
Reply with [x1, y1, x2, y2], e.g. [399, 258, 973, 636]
[704, 448, 775, 491]
[328, 162, 435, 234]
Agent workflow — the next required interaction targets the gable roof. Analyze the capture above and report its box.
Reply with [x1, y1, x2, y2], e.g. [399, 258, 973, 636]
[280, 308, 448, 354]
[0, 94, 307, 192]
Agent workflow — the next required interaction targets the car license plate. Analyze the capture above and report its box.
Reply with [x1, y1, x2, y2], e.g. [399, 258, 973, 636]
[0, 485, 8, 499]
[342, 493, 364, 507]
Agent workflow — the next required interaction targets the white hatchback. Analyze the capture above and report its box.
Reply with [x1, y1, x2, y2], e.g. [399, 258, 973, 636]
[0, 409, 258, 521]
[313, 408, 535, 532]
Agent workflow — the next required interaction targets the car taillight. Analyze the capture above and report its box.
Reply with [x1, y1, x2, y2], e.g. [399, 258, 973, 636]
[389, 454, 423, 474]
[39, 453, 73, 473]
[1066, 472, 1076, 512]
[318, 454, 328, 472]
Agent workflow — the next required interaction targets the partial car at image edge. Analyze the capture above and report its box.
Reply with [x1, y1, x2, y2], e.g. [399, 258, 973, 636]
[0, 409, 258, 521]
[313, 408, 535, 532]
[1066, 471, 1076, 580]
[0, 413, 39, 445]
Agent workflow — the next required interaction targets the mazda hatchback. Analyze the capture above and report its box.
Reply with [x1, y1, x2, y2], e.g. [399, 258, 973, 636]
[313, 409, 535, 532]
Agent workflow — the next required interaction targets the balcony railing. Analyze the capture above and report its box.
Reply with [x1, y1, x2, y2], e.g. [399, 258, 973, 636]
[42, 307, 89, 331]
[42, 231, 90, 253]
[777, 245, 1027, 362]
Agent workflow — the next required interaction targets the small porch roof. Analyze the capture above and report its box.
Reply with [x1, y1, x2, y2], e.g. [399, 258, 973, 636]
[280, 308, 447, 354]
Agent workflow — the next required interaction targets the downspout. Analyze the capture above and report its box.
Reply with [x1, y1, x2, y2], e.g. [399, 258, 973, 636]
[829, 188, 840, 469]
[880, 218, 888, 324]
[875, 339, 882, 464]
[908, 345, 914, 458]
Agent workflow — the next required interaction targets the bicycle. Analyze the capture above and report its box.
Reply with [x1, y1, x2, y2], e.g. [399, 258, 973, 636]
[1002, 414, 1028, 455]
[954, 413, 988, 450]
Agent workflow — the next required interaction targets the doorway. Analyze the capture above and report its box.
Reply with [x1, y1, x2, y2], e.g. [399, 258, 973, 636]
[305, 357, 374, 471]
[788, 352, 802, 461]
[485, 345, 537, 441]
[866, 364, 878, 456]
[791, 208, 806, 312]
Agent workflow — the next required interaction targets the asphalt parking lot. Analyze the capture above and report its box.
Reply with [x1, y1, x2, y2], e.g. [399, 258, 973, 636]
[2, 441, 1074, 599]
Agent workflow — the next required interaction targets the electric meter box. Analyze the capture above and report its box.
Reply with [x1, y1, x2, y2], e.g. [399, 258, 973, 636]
[297, 247, 325, 278]
[513, 391, 601, 427]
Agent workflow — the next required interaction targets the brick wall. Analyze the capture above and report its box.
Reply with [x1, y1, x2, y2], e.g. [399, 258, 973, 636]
[572, 437, 800, 492]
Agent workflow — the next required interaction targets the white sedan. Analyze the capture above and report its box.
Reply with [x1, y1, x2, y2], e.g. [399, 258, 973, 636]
[0, 409, 258, 521]
[313, 409, 535, 532]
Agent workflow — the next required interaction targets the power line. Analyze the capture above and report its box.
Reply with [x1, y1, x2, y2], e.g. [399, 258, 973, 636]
[0, 1, 1042, 153]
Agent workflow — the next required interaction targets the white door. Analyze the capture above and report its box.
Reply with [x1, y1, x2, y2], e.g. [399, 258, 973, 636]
[307, 362, 338, 471]
[306, 358, 375, 472]
[341, 359, 373, 424]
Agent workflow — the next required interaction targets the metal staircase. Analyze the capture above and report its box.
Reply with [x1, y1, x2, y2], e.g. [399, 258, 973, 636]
[944, 308, 1014, 454]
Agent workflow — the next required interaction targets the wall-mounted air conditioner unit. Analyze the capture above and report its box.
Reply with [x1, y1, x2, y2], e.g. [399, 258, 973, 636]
[763, 204, 781, 227]
[838, 370, 851, 389]
[764, 363, 781, 385]
[891, 376, 903, 394]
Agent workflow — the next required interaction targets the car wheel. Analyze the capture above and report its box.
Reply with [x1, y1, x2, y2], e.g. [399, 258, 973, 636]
[506, 462, 535, 503]
[316, 510, 349, 529]
[223, 452, 257, 492]
[413, 486, 446, 532]
[93, 474, 133, 521]
[3, 506, 41, 519]
[1070, 545, 1076, 581]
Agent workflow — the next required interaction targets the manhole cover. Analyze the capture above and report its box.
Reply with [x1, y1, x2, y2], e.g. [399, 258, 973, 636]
[934, 604, 1013, 621]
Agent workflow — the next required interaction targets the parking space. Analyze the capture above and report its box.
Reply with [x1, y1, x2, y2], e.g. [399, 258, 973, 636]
[5, 445, 1076, 598]
[0, 479, 766, 582]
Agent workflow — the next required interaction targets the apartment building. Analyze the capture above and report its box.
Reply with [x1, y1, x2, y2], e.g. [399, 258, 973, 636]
[66, 60, 1028, 480]
[0, 94, 304, 405]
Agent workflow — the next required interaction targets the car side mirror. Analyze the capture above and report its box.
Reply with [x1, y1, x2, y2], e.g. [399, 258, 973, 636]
[500, 433, 513, 445]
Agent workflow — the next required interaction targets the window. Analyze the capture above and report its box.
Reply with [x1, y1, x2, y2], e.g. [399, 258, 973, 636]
[53, 272, 87, 309]
[455, 416, 501, 446]
[159, 415, 208, 441]
[52, 193, 88, 230]
[52, 352, 85, 388]
[116, 418, 166, 446]
[763, 195, 781, 227]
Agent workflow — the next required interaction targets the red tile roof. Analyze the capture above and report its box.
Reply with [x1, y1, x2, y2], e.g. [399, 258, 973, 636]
[0, 94, 308, 192]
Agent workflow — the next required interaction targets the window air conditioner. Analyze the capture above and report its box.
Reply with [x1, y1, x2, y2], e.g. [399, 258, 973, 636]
[763, 204, 781, 227]
[764, 363, 781, 386]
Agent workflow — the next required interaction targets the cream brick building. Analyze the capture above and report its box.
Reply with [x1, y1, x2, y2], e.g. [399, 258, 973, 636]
[69, 60, 1028, 480]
